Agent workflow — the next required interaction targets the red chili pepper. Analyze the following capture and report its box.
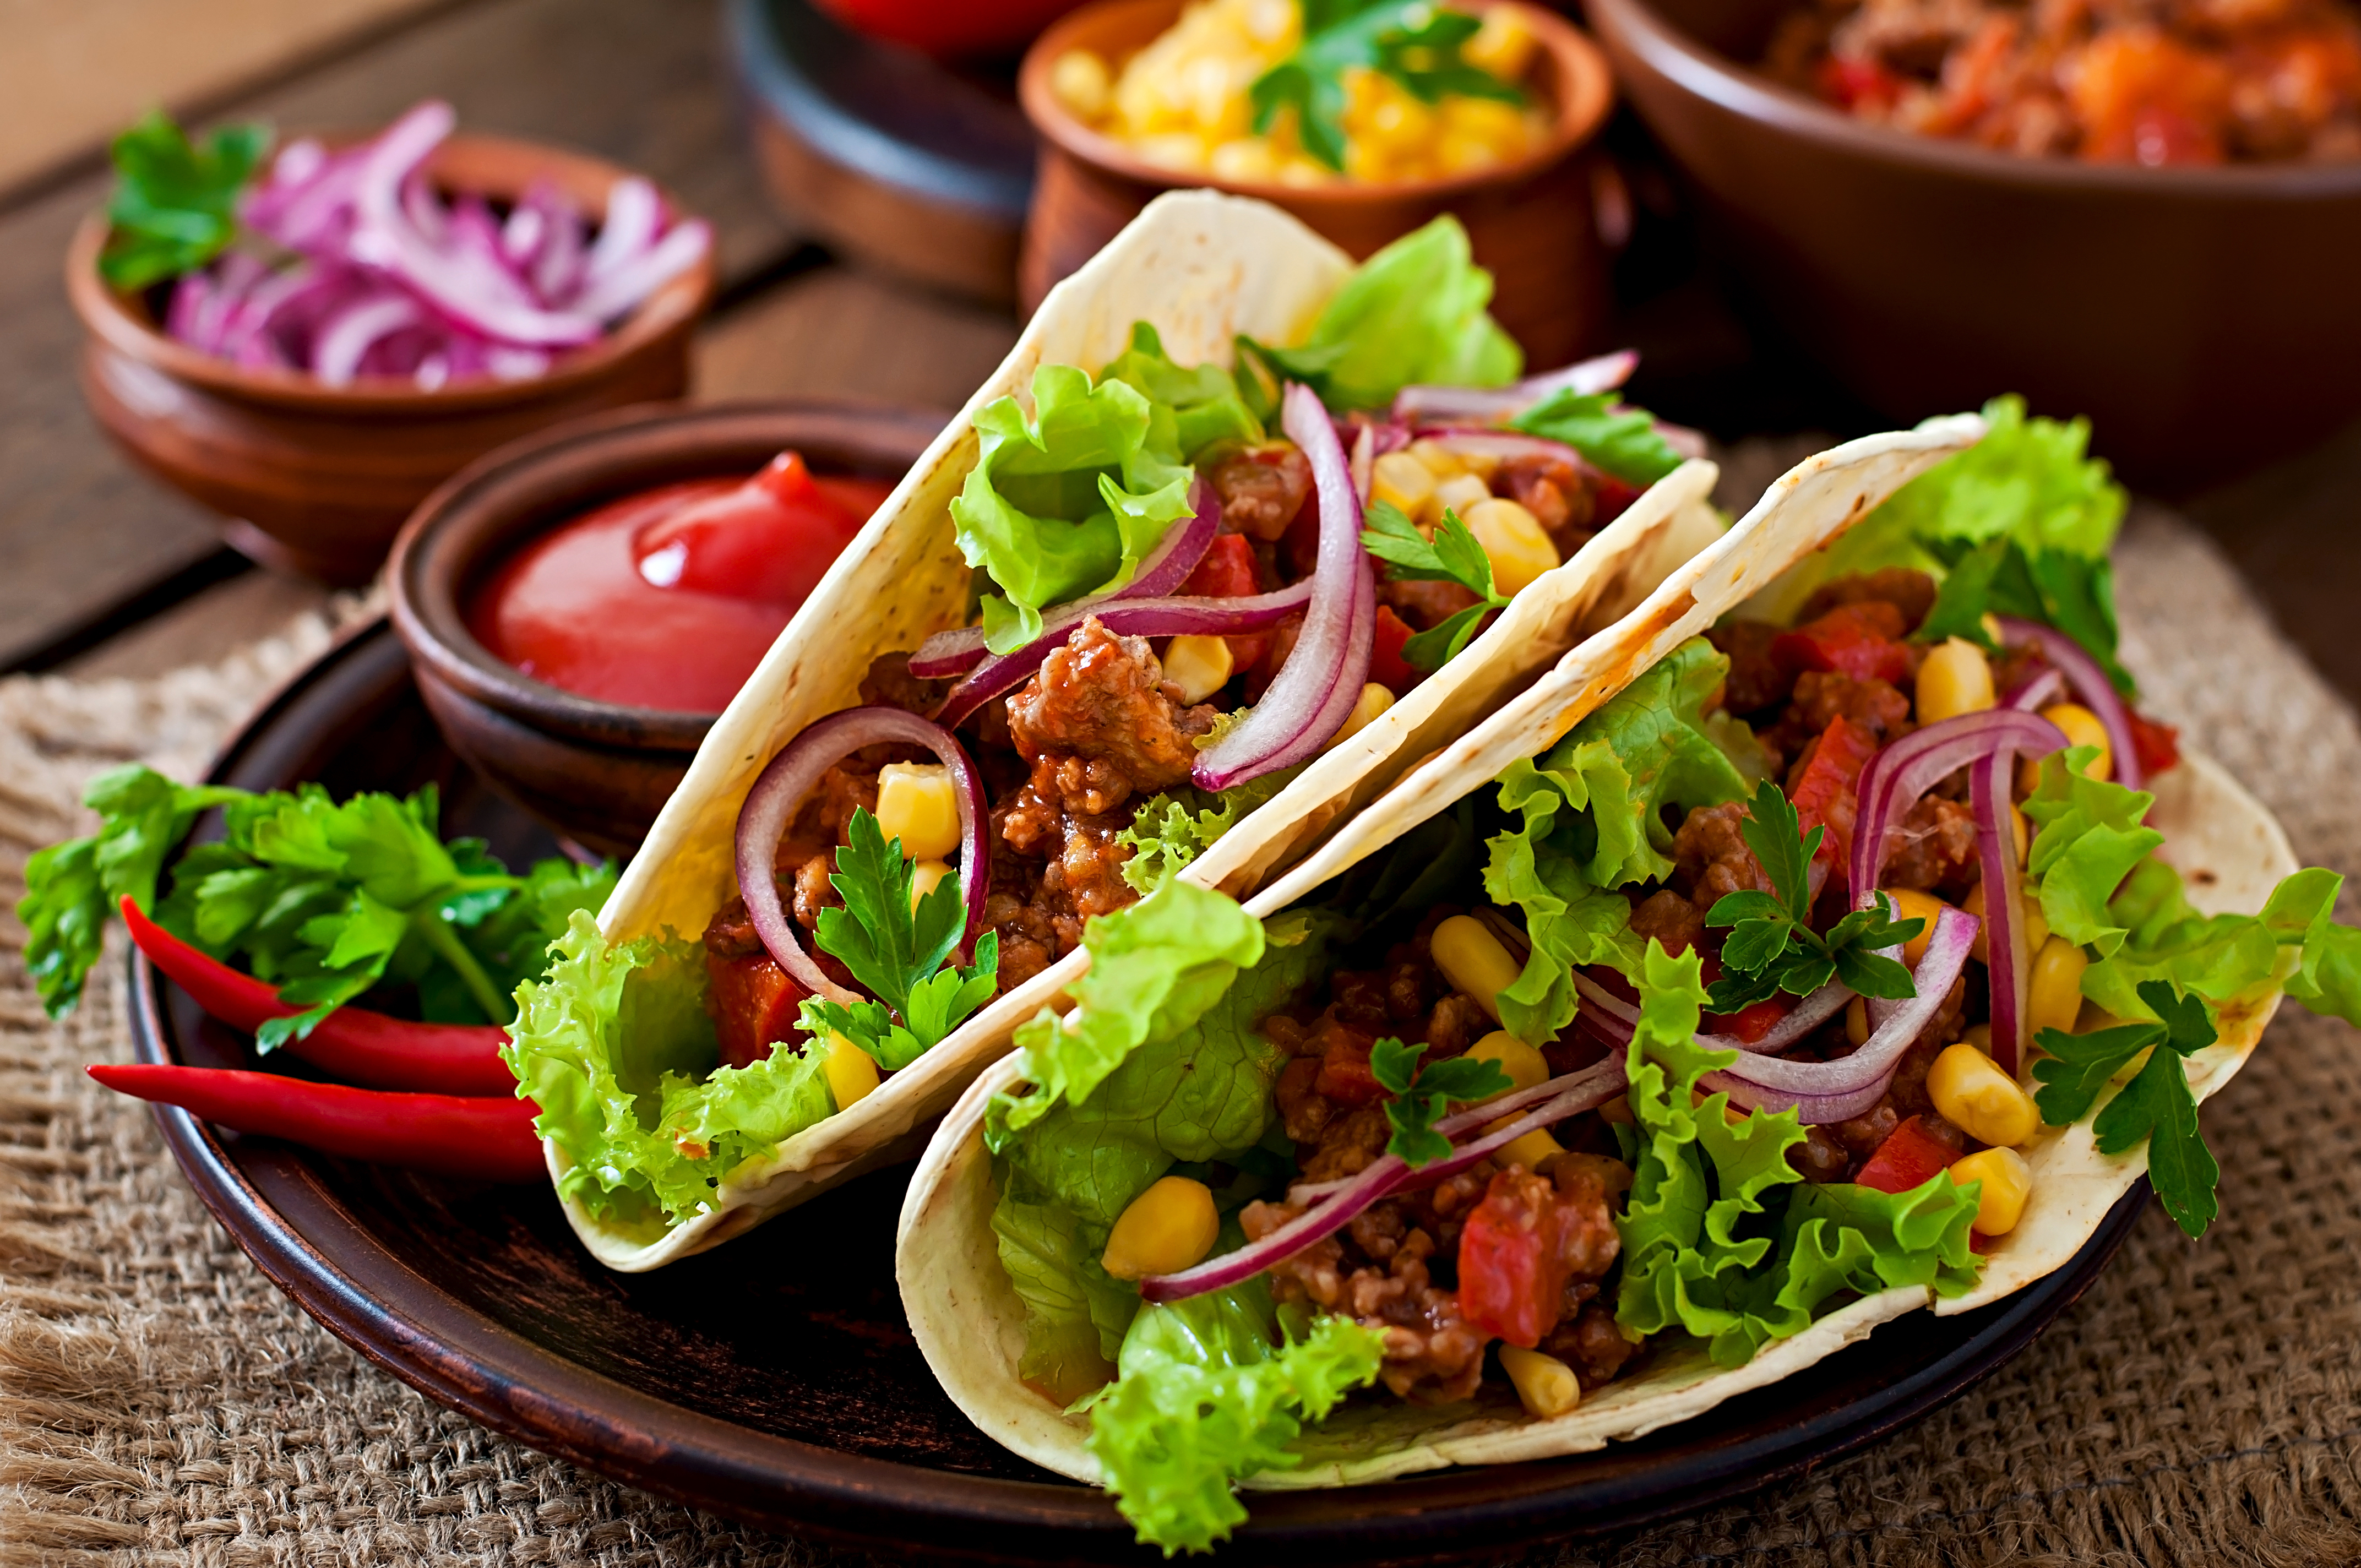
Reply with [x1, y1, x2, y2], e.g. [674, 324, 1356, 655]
[1774, 603, 1913, 685]
[1457, 1167, 1575, 1347]
[88, 1063, 545, 1183]
[1854, 1114, 1959, 1195]
[1178, 533, 1275, 670]
[706, 949, 807, 1069]
[121, 896, 515, 1096]
[1368, 603, 1422, 694]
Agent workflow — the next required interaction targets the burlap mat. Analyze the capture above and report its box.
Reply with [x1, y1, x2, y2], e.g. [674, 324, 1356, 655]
[2, 513, 2357, 1568]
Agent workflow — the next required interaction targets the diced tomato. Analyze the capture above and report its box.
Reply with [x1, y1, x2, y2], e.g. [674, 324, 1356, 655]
[1592, 473, 1644, 529]
[2128, 708, 2180, 776]
[1179, 533, 1273, 668]
[1705, 996, 1791, 1044]
[1281, 494, 1323, 579]
[1370, 605, 1422, 693]
[1817, 53, 1903, 112]
[1457, 1168, 1575, 1347]
[1773, 603, 1912, 684]
[705, 951, 808, 1070]
[1854, 1115, 1960, 1194]
[1313, 1025, 1387, 1105]
[1787, 714, 1881, 881]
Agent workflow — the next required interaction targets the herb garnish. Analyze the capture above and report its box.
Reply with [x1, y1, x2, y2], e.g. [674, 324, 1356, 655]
[1371, 1036, 1512, 1165]
[1510, 390, 1684, 487]
[18, 764, 614, 1040]
[101, 110, 269, 291]
[2030, 977, 2219, 1235]
[797, 807, 998, 1071]
[1248, 0, 1521, 172]
[1361, 500, 1511, 671]
[1702, 779, 1923, 1014]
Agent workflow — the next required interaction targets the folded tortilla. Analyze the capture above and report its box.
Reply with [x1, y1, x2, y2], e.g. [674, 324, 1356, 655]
[893, 414, 2295, 1489]
[552, 190, 1729, 1271]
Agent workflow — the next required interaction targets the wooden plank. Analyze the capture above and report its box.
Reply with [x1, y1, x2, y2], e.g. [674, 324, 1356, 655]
[0, 0, 802, 673]
[695, 266, 1019, 413]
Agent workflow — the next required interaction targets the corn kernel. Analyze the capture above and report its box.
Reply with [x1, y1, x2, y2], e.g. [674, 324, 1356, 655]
[2028, 935, 2088, 1039]
[1162, 633, 1234, 704]
[1598, 1092, 1634, 1124]
[1409, 438, 1497, 483]
[1208, 137, 1281, 182]
[2023, 703, 2113, 792]
[1464, 6, 1540, 81]
[1498, 1344, 1581, 1416]
[910, 859, 952, 913]
[1927, 1042, 2041, 1147]
[1050, 49, 1112, 120]
[1962, 879, 2048, 966]
[1433, 914, 1522, 1024]
[876, 763, 961, 861]
[2011, 802, 2030, 866]
[823, 1031, 880, 1112]
[1844, 994, 1869, 1047]
[1494, 1127, 1565, 1170]
[1466, 1031, 1550, 1097]
[1370, 450, 1437, 518]
[1461, 496, 1560, 595]
[1949, 1146, 2032, 1236]
[1102, 1175, 1220, 1280]
[1915, 637, 1996, 724]
[1133, 132, 1211, 171]
[1440, 94, 1531, 153]
[1432, 472, 1493, 527]
[1960, 1022, 1994, 1054]
[1327, 682, 1395, 748]
[1878, 888, 1949, 967]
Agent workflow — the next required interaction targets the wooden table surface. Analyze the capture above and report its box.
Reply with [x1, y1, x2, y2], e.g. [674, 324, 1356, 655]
[7, 0, 2359, 710]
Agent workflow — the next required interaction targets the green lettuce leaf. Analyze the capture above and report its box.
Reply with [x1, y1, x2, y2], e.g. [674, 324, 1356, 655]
[992, 1163, 1126, 1403]
[1114, 767, 1302, 896]
[1086, 1278, 1385, 1554]
[1100, 322, 1264, 460]
[2020, 748, 2166, 959]
[1239, 216, 1519, 414]
[503, 912, 835, 1228]
[1511, 390, 1683, 487]
[951, 362, 1195, 652]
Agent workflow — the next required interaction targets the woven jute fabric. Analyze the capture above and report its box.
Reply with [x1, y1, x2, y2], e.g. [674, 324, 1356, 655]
[1, 514, 2357, 1568]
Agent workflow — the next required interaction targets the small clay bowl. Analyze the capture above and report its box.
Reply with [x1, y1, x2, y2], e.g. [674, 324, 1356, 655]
[68, 132, 719, 586]
[1018, 0, 1617, 367]
[387, 400, 943, 858]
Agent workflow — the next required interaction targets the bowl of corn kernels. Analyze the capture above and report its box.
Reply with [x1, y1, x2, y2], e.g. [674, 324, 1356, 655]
[1018, 0, 1619, 365]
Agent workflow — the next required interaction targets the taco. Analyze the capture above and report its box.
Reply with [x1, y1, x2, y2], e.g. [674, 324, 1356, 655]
[502, 191, 1735, 1271]
[895, 400, 2361, 1553]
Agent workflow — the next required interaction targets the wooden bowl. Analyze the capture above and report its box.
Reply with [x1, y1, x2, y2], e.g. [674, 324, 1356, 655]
[1016, 0, 1617, 368]
[67, 133, 720, 587]
[1583, 0, 2361, 491]
[386, 400, 944, 857]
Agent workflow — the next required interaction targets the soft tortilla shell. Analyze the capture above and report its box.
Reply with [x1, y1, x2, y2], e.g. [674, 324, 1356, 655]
[552, 191, 1717, 1271]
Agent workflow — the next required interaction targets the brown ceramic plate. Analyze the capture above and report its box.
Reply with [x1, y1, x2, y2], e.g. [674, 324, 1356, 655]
[126, 620, 2147, 1565]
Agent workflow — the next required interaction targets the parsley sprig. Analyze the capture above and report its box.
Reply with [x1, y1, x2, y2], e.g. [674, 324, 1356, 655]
[1371, 1037, 1513, 1166]
[1702, 780, 1923, 1015]
[1361, 500, 1512, 671]
[797, 807, 998, 1071]
[102, 110, 269, 291]
[1249, 0, 1522, 172]
[2030, 978, 2219, 1236]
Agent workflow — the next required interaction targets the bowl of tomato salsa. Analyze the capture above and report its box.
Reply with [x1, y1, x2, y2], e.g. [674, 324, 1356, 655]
[389, 401, 942, 855]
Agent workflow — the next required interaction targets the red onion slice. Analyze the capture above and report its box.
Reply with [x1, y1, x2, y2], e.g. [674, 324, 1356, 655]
[1570, 970, 1851, 1057]
[1849, 709, 2069, 902]
[735, 706, 990, 1004]
[1191, 383, 1374, 790]
[2006, 668, 2066, 712]
[1971, 753, 2034, 1076]
[1390, 351, 1637, 425]
[1993, 618, 2144, 791]
[1410, 428, 1592, 469]
[1348, 422, 1374, 505]
[911, 477, 1221, 678]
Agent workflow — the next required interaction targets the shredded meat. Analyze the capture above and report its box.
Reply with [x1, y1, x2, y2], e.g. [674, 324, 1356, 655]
[1673, 802, 1775, 905]
[1005, 617, 1217, 797]
[1797, 568, 1940, 636]
[1540, 1300, 1642, 1390]
[1629, 888, 1706, 955]
[1884, 794, 1983, 894]
[1786, 670, 1915, 741]
[702, 895, 764, 960]
[1710, 619, 1797, 716]
[1379, 577, 1482, 632]
[1204, 439, 1313, 541]
[858, 651, 948, 716]
[1498, 454, 1598, 559]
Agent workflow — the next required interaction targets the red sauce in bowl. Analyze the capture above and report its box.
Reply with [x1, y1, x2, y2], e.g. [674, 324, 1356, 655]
[466, 451, 893, 712]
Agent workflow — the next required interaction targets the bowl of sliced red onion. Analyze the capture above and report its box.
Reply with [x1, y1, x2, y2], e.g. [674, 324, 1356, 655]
[67, 101, 718, 585]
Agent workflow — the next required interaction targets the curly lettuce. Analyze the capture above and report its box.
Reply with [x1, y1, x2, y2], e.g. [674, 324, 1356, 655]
[1100, 322, 1264, 460]
[503, 912, 834, 1228]
[1613, 942, 1982, 1366]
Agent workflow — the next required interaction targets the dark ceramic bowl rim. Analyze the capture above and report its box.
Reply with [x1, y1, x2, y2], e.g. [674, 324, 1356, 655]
[1592, 0, 2361, 197]
[1019, 0, 1615, 206]
[64, 128, 719, 415]
[387, 398, 947, 751]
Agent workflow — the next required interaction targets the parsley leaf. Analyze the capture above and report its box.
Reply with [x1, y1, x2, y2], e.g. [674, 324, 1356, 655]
[102, 110, 269, 291]
[1510, 389, 1684, 487]
[1370, 1036, 1512, 1166]
[1361, 500, 1511, 672]
[798, 807, 999, 1071]
[1701, 779, 1922, 1014]
[1913, 535, 2134, 694]
[1248, 0, 1521, 171]
[2031, 979, 2218, 1235]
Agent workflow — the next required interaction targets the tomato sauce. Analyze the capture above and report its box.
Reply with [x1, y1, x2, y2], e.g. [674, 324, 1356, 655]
[467, 452, 893, 713]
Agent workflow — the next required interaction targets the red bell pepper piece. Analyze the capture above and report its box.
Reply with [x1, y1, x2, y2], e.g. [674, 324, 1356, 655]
[89, 1063, 545, 1183]
[1773, 603, 1912, 685]
[1369, 605, 1422, 694]
[1178, 533, 1275, 671]
[2128, 708, 2180, 776]
[1457, 1167, 1575, 1347]
[1787, 714, 1881, 885]
[1592, 473, 1643, 529]
[1705, 996, 1790, 1043]
[706, 950, 808, 1070]
[121, 897, 515, 1097]
[1312, 1025, 1387, 1105]
[1854, 1115, 1960, 1194]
